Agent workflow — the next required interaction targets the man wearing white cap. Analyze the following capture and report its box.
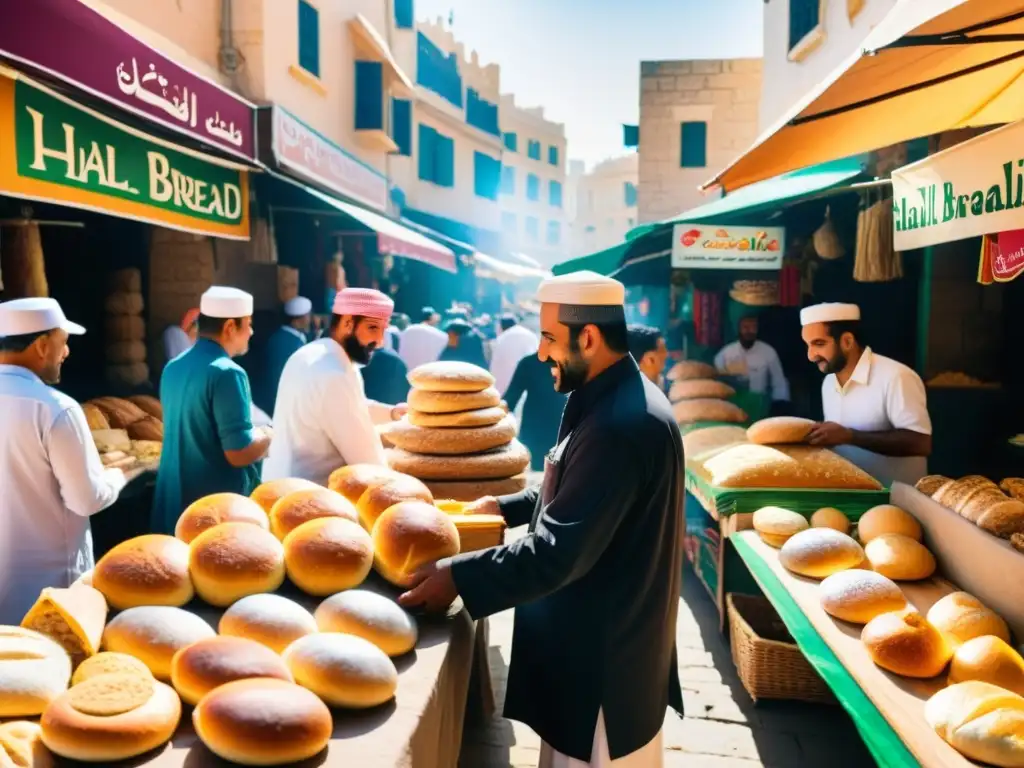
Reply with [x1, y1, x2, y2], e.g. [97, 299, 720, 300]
[152, 287, 272, 534]
[264, 287, 406, 485]
[0, 298, 132, 623]
[800, 302, 931, 486]
[400, 270, 685, 768]
[257, 296, 313, 415]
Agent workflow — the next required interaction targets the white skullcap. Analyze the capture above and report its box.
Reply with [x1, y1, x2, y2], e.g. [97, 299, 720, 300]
[538, 271, 626, 306]
[283, 296, 313, 317]
[200, 286, 254, 319]
[0, 298, 85, 337]
[800, 302, 861, 326]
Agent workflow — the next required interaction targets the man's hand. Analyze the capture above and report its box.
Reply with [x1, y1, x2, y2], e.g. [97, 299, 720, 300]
[398, 559, 458, 613]
[390, 403, 409, 421]
[463, 495, 501, 516]
[807, 421, 853, 447]
[261, 425, 275, 442]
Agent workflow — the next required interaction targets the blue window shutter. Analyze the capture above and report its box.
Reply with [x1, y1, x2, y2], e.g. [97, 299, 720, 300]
[546, 220, 561, 245]
[394, 0, 414, 29]
[623, 124, 639, 148]
[624, 181, 638, 207]
[527, 140, 541, 161]
[418, 124, 436, 182]
[436, 134, 455, 187]
[297, 1, 320, 77]
[680, 122, 707, 168]
[416, 31, 463, 108]
[789, 0, 821, 50]
[474, 152, 500, 200]
[548, 146, 559, 166]
[549, 180, 562, 208]
[526, 174, 539, 201]
[354, 62, 384, 131]
[503, 132, 517, 152]
[466, 89, 500, 137]
[501, 165, 515, 195]
[391, 99, 412, 156]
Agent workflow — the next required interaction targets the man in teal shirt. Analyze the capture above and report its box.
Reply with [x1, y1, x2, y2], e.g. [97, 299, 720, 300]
[259, 296, 312, 415]
[152, 286, 273, 535]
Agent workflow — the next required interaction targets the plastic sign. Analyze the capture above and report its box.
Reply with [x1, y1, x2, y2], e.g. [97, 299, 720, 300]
[671, 224, 784, 270]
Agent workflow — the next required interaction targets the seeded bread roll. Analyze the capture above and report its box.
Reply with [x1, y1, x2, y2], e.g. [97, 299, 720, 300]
[778, 528, 865, 579]
[0, 627, 72, 717]
[424, 474, 529, 502]
[269, 487, 359, 540]
[188, 523, 286, 607]
[101, 607, 215, 681]
[408, 387, 501, 414]
[746, 417, 815, 446]
[283, 518, 374, 596]
[314, 590, 418, 657]
[819, 569, 907, 624]
[933, 475, 1000, 513]
[408, 406, 506, 428]
[387, 440, 531, 481]
[218, 594, 317, 654]
[175, 493, 270, 544]
[915, 474, 951, 497]
[974, 496, 1024, 538]
[170, 636, 293, 706]
[249, 478, 320, 515]
[20, 585, 108, 668]
[283, 633, 398, 709]
[862, 610, 952, 678]
[408, 361, 495, 392]
[92, 535, 193, 610]
[384, 415, 517, 455]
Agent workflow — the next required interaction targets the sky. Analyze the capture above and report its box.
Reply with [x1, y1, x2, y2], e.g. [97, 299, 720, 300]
[416, 0, 764, 170]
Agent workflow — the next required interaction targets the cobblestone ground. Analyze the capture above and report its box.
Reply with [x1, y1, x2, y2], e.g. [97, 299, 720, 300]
[459, 536, 877, 768]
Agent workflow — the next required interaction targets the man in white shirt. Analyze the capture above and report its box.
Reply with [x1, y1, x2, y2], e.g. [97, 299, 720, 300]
[399, 306, 448, 372]
[0, 298, 131, 623]
[490, 313, 539, 395]
[800, 302, 932, 487]
[161, 307, 199, 366]
[714, 315, 790, 404]
[264, 288, 406, 485]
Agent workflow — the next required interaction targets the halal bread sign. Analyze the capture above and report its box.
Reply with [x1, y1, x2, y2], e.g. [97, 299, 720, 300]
[671, 224, 784, 270]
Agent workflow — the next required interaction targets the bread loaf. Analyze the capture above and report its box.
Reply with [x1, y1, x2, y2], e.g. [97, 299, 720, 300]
[372, 501, 460, 587]
[681, 425, 748, 460]
[408, 406, 506, 428]
[105, 341, 146, 365]
[926, 681, 1024, 766]
[314, 590, 417, 657]
[408, 386, 501, 414]
[92, 535, 193, 610]
[975, 496, 1024, 538]
[779, 528, 865, 578]
[1001, 478, 1024, 502]
[81, 403, 110, 431]
[423, 474, 529, 502]
[666, 360, 717, 381]
[249, 477, 320, 515]
[916, 475, 951, 497]
[668, 379, 735, 402]
[170, 636, 293, 706]
[188, 523, 286, 607]
[355, 475, 434, 531]
[72, 652, 152, 686]
[218, 594, 317, 654]
[283, 518, 374, 596]
[934, 475, 1000, 513]
[86, 397, 147, 428]
[672, 398, 747, 426]
[283, 633, 398, 709]
[751, 506, 808, 548]
[927, 592, 1010, 650]
[819, 569, 907, 624]
[0, 627, 72, 717]
[20, 585, 107, 668]
[126, 395, 162, 420]
[408, 361, 495, 392]
[863, 534, 936, 581]
[810, 507, 851, 534]
[104, 314, 145, 342]
[856, 505, 922, 544]
[269, 487, 359, 540]
[746, 417, 814, 446]
[384, 415, 517, 455]
[862, 610, 952, 678]
[125, 416, 162, 441]
[387, 440, 531, 481]
[699, 444, 883, 490]
[91, 428, 131, 453]
[192, 678, 332, 766]
[0, 720, 52, 768]
[175, 493, 270, 544]
[101, 607, 215, 681]
[327, 464, 403, 504]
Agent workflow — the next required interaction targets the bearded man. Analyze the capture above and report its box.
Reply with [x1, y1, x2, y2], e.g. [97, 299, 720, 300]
[400, 270, 685, 768]
[262, 288, 406, 485]
[800, 302, 932, 486]
[714, 313, 789, 404]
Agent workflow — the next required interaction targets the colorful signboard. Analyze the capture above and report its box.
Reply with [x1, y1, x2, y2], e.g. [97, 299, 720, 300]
[671, 224, 784, 270]
[892, 121, 1024, 251]
[0, 76, 250, 240]
[0, 0, 256, 160]
[272, 106, 389, 211]
[978, 229, 1024, 285]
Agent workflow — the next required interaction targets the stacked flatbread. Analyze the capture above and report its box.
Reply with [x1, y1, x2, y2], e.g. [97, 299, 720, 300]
[384, 362, 531, 501]
[729, 280, 779, 307]
[666, 361, 746, 426]
[918, 474, 1024, 539]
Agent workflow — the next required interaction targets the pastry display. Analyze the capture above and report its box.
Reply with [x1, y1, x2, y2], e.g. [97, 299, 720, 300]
[856, 504, 922, 544]
[283, 517, 374, 596]
[20, 585, 107, 669]
[86, 395, 163, 466]
[218, 594, 318, 654]
[778, 528, 865, 578]
[0, 627, 72, 717]
[327, 463, 404, 505]
[92, 535, 193, 610]
[175, 493, 270, 544]
[668, 379, 735, 403]
[283, 633, 399, 709]
[270, 487, 359, 540]
[188, 522, 286, 607]
[249, 477, 320, 515]
[818, 570, 907, 624]
[170, 636, 293, 706]
[355, 475, 434, 531]
[862, 610, 952, 678]
[314, 590, 418, 657]
[746, 417, 815, 446]
[863, 534, 936, 581]
[926, 682, 1024, 766]
[947, 636, 1024, 696]
[699, 444, 882, 490]
[101, 606, 215, 681]
[926, 592, 1010, 650]
[372, 501, 460, 587]
[809, 507, 851, 535]
[751, 506, 808, 548]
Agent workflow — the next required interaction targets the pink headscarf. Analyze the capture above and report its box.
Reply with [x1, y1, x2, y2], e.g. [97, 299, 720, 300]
[332, 288, 394, 321]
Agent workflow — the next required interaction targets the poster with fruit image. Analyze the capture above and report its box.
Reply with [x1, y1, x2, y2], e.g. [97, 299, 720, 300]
[671, 223, 785, 270]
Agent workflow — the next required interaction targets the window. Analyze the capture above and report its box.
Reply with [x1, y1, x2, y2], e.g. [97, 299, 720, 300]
[416, 32, 463, 107]
[354, 61, 384, 131]
[500, 165, 515, 195]
[526, 174, 540, 201]
[473, 152, 501, 200]
[525, 216, 539, 240]
[391, 98, 412, 156]
[548, 145, 559, 166]
[501, 211, 517, 234]
[503, 132, 517, 152]
[789, 0, 821, 51]
[624, 181, 637, 207]
[418, 124, 454, 187]
[298, 0, 320, 77]
[394, 0, 414, 29]
[527, 140, 541, 161]
[549, 180, 563, 208]
[466, 89, 500, 137]
[546, 220, 561, 246]
[680, 121, 707, 168]
[623, 124, 639, 148]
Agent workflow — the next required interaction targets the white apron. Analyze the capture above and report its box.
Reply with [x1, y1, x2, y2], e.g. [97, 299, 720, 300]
[539, 709, 664, 768]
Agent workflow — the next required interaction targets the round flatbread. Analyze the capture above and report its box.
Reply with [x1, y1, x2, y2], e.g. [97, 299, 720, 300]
[425, 474, 530, 502]
[669, 379, 735, 403]
[408, 362, 495, 393]
[408, 387, 501, 414]
[407, 406, 506, 429]
[384, 416, 517, 456]
[386, 441, 531, 481]
[667, 361, 718, 382]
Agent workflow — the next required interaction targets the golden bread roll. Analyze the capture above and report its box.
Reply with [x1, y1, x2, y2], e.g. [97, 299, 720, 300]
[863, 534, 936, 581]
[857, 504, 922, 544]
[383, 415, 517, 455]
[372, 501, 461, 587]
[666, 360, 717, 381]
[746, 417, 814, 445]
[423, 474, 529, 502]
[915, 474, 951, 497]
[39, 673, 181, 761]
[818, 569, 907, 624]
[170, 636, 293, 706]
[810, 507, 851, 534]
[407, 386, 501, 414]
[175, 493, 269, 544]
[386, 440, 531, 481]
[101, 606, 215, 681]
[408, 361, 495, 392]
[751, 506, 808, 548]
[925, 681, 1024, 767]
[862, 610, 952, 678]
[20, 585, 107, 668]
[126, 394, 162, 420]
[188, 523, 286, 607]
[699, 444, 882, 490]
[407, 406, 506, 428]
[672, 398, 747, 426]
[681, 425, 748, 460]
[218, 594, 317, 654]
[975, 496, 1024, 538]
[327, 463, 402, 504]
[81, 403, 110, 431]
[283, 633, 398, 708]
[92, 534, 193, 610]
[778, 528, 865, 579]
[668, 378, 735, 403]
[0, 721, 52, 768]
[192, 678, 332, 765]
[1001, 477, 1024, 502]
[249, 477, 320, 515]
[355, 475, 434, 531]
[314, 590, 418, 657]
[72, 652, 152, 686]
[270, 487, 359, 540]
[0, 627, 72, 717]
[948, 636, 1024, 696]
[283, 518, 374, 596]
[926, 592, 1011, 650]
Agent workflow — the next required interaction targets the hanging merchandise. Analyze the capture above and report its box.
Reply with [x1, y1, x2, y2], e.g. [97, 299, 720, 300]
[104, 269, 149, 387]
[729, 279, 779, 307]
[812, 206, 844, 261]
[692, 289, 722, 347]
[778, 260, 802, 307]
[0, 220, 48, 298]
[854, 189, 903, 282]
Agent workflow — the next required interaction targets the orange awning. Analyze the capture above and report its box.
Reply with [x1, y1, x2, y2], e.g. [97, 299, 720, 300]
[705, 0, 1024, 193]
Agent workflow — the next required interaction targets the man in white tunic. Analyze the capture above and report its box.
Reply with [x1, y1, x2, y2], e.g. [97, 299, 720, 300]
[398, 306, 448, 371]
[263, 288, 405, 485]
[490, 313, 539, 395]
[714, 314, 790, 404]
[0, 299, 131, 623]
[800, 302, 932, 487]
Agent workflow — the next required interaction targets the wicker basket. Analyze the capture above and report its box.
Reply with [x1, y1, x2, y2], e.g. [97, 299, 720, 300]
[727, 593, 836, 705]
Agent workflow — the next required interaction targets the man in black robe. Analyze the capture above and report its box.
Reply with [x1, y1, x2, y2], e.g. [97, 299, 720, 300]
[401, 270, 684, 766]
